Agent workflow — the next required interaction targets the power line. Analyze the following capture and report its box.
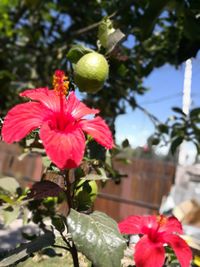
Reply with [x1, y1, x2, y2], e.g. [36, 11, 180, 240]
[139, 92, 182, 105]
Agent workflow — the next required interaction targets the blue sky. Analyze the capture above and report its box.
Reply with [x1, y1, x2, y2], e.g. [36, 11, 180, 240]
[59, 13, 200, 154]
[115, 52, 200, 150]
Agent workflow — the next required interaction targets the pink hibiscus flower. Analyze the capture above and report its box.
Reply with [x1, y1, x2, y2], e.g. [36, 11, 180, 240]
[118, 215, 192, 267]
[2, 70, 113, 169]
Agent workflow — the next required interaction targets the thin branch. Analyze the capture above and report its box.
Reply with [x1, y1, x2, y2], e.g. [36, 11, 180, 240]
[61, 170, 80, 267]
[60, 230, 79, 267]
[71, 11, 117, 36]
[136, 103, 161, 126]
[63, 169, 72, 208]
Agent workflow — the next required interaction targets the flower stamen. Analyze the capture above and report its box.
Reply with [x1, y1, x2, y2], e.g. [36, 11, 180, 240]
[53, 70, 69, 96]
[157, 215, 167, 227]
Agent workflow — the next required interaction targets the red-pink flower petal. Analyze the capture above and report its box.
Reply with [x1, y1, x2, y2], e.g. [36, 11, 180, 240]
[20, 88, 61, 112]
[66, 92, 99, 119]
[2, 102, 49, 143]
[159, 216, 183, 235]
[79, 116, 113, 149]
[118, 216, 144, 235]
[162, 234, 192, 267]
[39, 122, 85, 169]
[118, 215, 158, 235]
[134, 236, 165, 267]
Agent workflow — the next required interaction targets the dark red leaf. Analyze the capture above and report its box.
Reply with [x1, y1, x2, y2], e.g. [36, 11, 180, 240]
[28, 181, 64, 199]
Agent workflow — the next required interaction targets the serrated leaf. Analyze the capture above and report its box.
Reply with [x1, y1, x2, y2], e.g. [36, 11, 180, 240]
[67, 209, 126, 267]
[0, 177, 20, 194]
[170, 136, 184, 155]
[66, 44, 94, 64]
[0, 232, 55, 267]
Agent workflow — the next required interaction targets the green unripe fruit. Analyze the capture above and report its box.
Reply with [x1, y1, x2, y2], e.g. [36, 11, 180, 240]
[74, 52, 109, 93]
[74, 179, 98, 211]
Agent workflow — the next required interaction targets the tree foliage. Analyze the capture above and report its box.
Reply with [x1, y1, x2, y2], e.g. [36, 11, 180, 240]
[0, 0, 200, 133]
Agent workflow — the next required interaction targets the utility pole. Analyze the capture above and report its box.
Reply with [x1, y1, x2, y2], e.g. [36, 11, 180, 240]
[178, 58, 192, 165]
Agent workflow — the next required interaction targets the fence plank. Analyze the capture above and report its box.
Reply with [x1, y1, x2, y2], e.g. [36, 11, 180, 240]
[0, 142, 43, 185]
[94, 159, 175, 221]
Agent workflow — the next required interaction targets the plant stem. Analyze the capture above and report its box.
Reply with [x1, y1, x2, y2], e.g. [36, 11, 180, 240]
[62, 169, 79, 267]
[69, 243, 79, 267]
[63, 169, 72, 209]
[60, 232, 80, 267]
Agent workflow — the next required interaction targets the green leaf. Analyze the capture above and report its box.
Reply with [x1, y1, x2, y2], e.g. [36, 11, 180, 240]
[0, 232, 55, 267]
[172, 107, 186, 116]
[157, 124, 169, 134]
[98, 17, 115, 48]
[1, 205, 20, 225]
[190, 107, 200, 118]
[194, 141, 200, 154]
[122, 139, 130, 148]
[0, 194, 14, 204]
[66, 44, 94, 64]
[82, 168, 109, 181]
[0, 177, 20, 194]
[151, 137, 160, 145]
[67, 209, 126, 267]
[51, 216, 66, 233]
[138, 0, 170, 39]
[98, 17, 125, 53]
[81, 173, 108, 181]
[170, 136, 184, 155]
[42, 156, 51, 168]
[117, 64, 128, 78]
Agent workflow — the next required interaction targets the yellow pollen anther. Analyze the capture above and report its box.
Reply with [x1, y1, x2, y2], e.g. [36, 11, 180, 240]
[157, 215, 167, 227]
[53, 70, 69, 96]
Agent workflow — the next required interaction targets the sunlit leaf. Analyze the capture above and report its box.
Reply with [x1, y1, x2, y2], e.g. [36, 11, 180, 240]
[67, 44, 94, 64]
[67, 209, 126, 267]
[0, 177, 20, 194]
[1, 205, 20, 225]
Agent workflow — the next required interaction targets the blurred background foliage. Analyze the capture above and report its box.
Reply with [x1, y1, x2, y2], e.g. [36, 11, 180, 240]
[0, 0, 200, 136]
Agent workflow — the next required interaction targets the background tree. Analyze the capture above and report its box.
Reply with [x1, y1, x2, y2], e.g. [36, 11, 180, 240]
[0, 0, 200, 140]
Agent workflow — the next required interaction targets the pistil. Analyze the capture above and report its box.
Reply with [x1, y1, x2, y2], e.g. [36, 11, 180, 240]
[53, 70, 69, 130]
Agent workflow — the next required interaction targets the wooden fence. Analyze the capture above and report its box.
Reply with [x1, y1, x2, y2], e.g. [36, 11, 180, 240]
[0, 142, 43, 185]
[94, 159, 176, 221]
[0, 142, 176, 221]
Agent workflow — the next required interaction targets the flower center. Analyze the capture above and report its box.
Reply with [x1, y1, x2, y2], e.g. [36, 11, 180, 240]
[53, 70, 69, 130]
[148, 216, 167, 242]
[53, 70, 69, 96]
[156, 215, 167, 228]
